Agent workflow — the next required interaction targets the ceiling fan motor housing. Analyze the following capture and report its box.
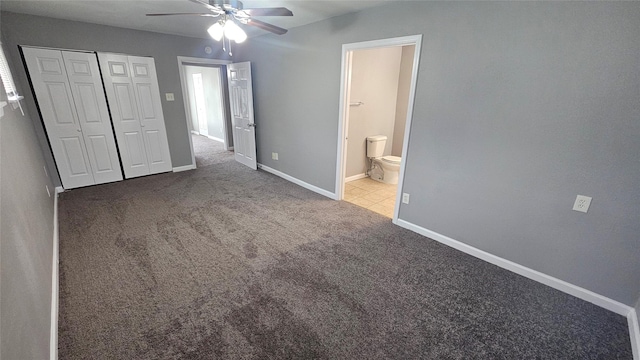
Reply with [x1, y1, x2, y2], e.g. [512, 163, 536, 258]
[211, 0, 243, 10]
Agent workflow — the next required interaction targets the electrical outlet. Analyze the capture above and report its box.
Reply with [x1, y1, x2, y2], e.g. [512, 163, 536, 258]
[402, 193, 410, 204]
[272, 152, 278, 160]
[165, 93, 175, 101]
[572, 195, 592, 213]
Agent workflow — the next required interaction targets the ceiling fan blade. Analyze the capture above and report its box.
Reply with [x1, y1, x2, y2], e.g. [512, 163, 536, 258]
[246, 18, 288, 35]
[187, 0, 223, 14]
[240, 7, 293, 17]
[146, 12, 219, 17]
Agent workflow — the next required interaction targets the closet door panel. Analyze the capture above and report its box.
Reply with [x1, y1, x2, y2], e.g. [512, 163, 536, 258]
[129, 56, 172, 174]
[124, 131, 148, 168]
[98, 53, 150, 179]
[62, 51, 123, 184]
[23, 47, 95, 189]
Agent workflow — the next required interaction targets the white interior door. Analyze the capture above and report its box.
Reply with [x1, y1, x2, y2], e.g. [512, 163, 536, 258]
[23, 47, 95, 189]
[192, 73, 208, 136]
[227, 62, 257, 170]
[98, 53, 150, 179]
[129, 56, 173, 175]
[61, 51, 123, 184]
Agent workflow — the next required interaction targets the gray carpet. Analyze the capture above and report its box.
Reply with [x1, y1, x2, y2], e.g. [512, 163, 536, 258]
[58, 135, 632, 359]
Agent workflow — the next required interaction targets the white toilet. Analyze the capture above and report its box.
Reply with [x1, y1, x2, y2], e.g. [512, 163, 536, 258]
[366, 135, 401, 184]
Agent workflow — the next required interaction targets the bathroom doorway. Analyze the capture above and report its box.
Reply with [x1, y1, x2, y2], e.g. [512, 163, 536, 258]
[335, 35, 422, 220]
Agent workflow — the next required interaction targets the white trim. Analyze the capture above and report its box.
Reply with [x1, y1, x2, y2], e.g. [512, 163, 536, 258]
[50, 188, 60, 360]
[345, 173, 368, 182]
[206, 135, 224, 143]
[392, 40, 422, 221]
[0, 100, 7, 117]
[177, 56, 232, 170]
[394, 218, 633, 316]
[629, 308, 640, 360]
[55, 186, 64, 193]
[190, 130, 200, 135]
[173, 164, 196, 172]
[258, 164, 337, 200]
[335, 35, 423, 225]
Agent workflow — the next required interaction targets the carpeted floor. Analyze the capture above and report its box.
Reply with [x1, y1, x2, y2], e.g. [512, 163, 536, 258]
[57, 135, 632, 359]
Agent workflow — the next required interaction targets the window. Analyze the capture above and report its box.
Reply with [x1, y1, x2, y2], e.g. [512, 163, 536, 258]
[0, 42, 24, 116]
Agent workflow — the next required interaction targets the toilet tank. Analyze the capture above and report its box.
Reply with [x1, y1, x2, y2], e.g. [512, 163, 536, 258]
[367, 135, 387, 158]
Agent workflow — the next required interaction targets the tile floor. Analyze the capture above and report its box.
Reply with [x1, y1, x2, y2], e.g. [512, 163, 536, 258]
[344, 177, 397, 218]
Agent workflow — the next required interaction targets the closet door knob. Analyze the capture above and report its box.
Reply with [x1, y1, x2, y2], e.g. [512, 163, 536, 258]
[77, 128, 82, 132]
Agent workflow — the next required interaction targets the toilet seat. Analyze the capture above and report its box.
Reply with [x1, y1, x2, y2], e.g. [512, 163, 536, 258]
[381, 155, 401, 165]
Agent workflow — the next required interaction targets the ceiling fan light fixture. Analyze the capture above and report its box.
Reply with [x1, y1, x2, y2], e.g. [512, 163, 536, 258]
[207, 22, 224, 41]
[233, 26, 247, 43]
[223, 19, 247, 43]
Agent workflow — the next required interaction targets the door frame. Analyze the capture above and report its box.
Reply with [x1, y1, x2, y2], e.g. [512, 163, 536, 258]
[335, 35, 422, 222]
[177, 56, 232, 169]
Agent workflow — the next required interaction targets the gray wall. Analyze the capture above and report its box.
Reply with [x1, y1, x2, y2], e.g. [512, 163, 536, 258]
[346, 46, 401, 178]
[0, 51, 55, 358]
[1, 11, 229, 187]
[238, 2, 640, 305]
[391, 45, 414, 157]
[636, 297, 640, 328]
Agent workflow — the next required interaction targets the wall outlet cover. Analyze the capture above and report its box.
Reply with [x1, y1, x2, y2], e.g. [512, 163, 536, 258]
[165, 93, 175, 101]
[402, 193, 410, 204]
[272, 152, 278, 160]
[572, 195, 592, 213]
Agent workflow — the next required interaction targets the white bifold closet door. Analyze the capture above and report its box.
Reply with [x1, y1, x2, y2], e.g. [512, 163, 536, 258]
[98, 53, 172, 178]
[23, 47, 123, 189]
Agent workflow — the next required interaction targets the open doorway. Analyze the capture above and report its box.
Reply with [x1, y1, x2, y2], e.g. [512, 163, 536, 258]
[177, 56, 233, 168]
[335, 35, 422, 221]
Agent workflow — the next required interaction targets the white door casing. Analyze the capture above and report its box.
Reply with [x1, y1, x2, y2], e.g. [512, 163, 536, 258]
[227, 62, 257, 170]
[129, 56, 173, 175]
[61, 51, 123, 184]
[98, 52, 150, 179]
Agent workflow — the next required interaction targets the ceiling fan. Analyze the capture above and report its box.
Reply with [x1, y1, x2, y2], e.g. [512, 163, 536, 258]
[147, 0, 293, 51]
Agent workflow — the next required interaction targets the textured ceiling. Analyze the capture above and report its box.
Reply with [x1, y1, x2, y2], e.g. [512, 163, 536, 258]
[0, 0, 395, 39]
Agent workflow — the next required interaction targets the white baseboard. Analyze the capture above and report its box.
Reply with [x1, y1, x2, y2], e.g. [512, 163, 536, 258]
[629, 308, 640, 360]
[50, 188, 60, 360]
[258, 164, 337, 200]
[205, 135, 224, 143]
[173, 164, 196, 172]
[190, 130, 199, 135]
[345, 173, 367, 182]
[55, 186, 63, 193]
[227, 146, 234, 151]
[394, 218, 632, 316]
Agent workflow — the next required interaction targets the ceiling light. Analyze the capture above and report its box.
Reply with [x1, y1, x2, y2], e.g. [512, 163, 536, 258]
[223, 19, 247, 44]
[207, 16, 248, 56]
[207, 22, 223, 41]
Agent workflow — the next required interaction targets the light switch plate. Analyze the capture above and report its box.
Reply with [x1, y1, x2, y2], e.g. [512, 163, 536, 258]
[165, 93, 175, 101]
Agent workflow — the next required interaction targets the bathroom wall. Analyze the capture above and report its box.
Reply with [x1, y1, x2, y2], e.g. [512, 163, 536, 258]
[345, 46, 402, 178]
[184, 65, 226, 141]
[391, 45, 415, 156]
